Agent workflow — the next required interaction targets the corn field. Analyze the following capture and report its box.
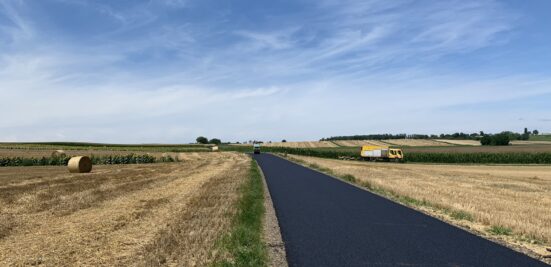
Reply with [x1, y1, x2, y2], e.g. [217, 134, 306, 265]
[404, 152, 551, 164]
[221, 146, 551, 164]
[0, 154, 175, 167]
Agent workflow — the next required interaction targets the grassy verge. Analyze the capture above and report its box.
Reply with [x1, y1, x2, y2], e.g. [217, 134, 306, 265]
[212, 160, 267, 266]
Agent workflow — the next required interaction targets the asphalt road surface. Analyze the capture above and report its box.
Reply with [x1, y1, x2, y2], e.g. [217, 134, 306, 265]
[254, 153, 548, 267]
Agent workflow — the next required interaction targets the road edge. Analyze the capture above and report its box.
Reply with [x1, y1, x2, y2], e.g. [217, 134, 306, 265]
[256, 160, 288, 267]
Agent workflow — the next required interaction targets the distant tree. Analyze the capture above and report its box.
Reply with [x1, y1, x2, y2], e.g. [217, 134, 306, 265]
[481, 133, 510, 146]
[209, 138, 221, 145]
[524, 128, 529, 134]
[494, 133, 511, 145]
[480, 131, 485, 136]
[282, 139, 287, 142]
[480, 135, 492, 145]
[196, 136, 208, 144]
[533, 129, 539, 135]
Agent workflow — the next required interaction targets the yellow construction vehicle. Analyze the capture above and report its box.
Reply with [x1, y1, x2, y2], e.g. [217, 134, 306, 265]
[360, 146, 403, 161]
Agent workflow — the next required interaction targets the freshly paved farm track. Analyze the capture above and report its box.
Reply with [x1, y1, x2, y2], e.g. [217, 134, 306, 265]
[254, 153, 549, 267]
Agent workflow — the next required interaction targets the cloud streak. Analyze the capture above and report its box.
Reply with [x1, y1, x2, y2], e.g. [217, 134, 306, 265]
[1, 0, 550, 142]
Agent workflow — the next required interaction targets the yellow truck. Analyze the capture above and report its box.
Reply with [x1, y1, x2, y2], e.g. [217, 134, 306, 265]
[360, 146, 403, 161]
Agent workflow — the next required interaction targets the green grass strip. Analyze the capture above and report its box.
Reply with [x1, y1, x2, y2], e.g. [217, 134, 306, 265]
[212, 160, 267, 267]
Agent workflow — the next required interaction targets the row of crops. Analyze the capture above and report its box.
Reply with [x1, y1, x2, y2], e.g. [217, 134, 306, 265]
[0, 154, 179, 167]
[405, 152, 551, 164]
[222, 146, 551, 164]
[0, 143, 211, 152]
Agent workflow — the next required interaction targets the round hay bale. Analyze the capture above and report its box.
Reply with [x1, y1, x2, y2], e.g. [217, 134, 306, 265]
[67, 156, 92, 173]
[211, 146, 219, 152]
[51, 150, 66, 158]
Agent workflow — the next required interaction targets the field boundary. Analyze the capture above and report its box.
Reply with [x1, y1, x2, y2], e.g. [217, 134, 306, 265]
[211, 158, 268, 266]
[273, 153, 551, 264]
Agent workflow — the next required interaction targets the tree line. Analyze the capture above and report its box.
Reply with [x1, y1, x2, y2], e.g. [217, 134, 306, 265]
[196, 136, 221, 145]
[320, 129, 541, 146]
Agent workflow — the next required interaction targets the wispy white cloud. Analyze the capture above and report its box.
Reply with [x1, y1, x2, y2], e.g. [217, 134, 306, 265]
[1, 0, 550, 142]
[0, 0, 34, 43]
[234, 29, 297, 50]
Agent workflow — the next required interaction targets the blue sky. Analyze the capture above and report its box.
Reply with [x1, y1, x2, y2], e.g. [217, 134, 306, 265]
[1, 0, 550, 143]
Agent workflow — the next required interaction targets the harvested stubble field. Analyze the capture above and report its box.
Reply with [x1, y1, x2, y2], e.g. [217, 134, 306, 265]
[286, 154, 551, 260]
[382, 139, 452, 147]
[436, 139, 481, 146]
[332, 140, 390, 147]
[0, 152, 249, 266]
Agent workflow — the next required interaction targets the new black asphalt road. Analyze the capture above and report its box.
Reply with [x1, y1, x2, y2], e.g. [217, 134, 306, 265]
[254, 153, 548, 267]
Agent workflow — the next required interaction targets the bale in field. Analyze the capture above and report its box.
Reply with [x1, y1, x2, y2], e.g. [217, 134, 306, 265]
[212, 146, 219, 152]
[68, 156, 93, 173]
[51, 150, 67, 158]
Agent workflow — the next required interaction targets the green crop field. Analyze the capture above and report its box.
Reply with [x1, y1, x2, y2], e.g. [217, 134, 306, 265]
[0, 142, 211, 153]
[529, 134, 551, 141]
[222, 144, 551, 164]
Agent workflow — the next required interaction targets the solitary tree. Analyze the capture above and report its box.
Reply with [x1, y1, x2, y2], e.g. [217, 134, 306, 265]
[196, 136, 208, 144]
[282, 139, 287, 142]
[534, 129, 539, 135]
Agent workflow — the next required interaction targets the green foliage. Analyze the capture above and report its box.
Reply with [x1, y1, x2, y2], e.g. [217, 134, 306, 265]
[321, 132, 482, 141]
[404, 152, 551, 164]
[209, 138, 222, 145]
[221, 145, 551, 164]
[159, 154, 177, 162]
[480, 135, 491, 146]
[0, 156, 70, 167]
[530, 133, 551, 141]
[90, 154, 156, 165]
[196, 136, 209, 144]
[212, 161, 266, 267]
[450, 210, 474, 221]
[480, 133, 510, 146]
[398, 196, 430, 207]
[488, 225, 512, 236]
[0, 154, 157, 167]
[341, 174, 357, 183]
[0, 143, 211, 153]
